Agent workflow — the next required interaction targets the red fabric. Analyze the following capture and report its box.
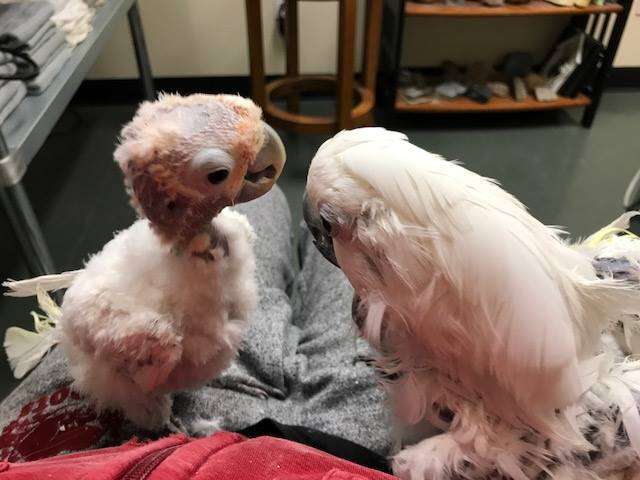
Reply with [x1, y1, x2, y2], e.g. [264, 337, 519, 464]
[0, 384, 124, 462]
[0, 432, 398, 480]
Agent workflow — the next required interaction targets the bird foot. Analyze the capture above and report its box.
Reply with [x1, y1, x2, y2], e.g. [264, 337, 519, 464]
[166, 414, 189, 434]
[393, 433, 468, 480]
[188, 416, 223, 437]
[124, 394, 173, 431]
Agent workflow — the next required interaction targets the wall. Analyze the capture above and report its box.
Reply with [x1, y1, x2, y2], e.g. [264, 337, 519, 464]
[614, 0, 640, 67]
[88, 0, 640, 79]
[401, 17, 567, 67]
[88, 0, 365, 78]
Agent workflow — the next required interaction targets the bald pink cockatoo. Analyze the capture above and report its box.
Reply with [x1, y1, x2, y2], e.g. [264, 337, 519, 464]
[304, 128, 640, 480]
[4, 94, 286, 430]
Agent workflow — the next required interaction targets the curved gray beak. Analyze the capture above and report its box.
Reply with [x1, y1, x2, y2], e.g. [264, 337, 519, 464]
[237, 122, 287, 203]
[302, 191, 339, 267]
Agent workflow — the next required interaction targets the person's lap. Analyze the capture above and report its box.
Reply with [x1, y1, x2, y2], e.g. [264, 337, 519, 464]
[291, 227, 391, 453]
[0, 187, 392, 459]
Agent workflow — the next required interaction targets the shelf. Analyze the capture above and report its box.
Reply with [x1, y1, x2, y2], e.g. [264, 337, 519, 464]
[0, 0, 136, 187]
[405, 0, 622, 17]
[395, 93, 591, 112]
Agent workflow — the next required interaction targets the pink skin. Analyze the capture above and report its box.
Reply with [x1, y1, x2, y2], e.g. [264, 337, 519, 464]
[114, 94, 281, 250]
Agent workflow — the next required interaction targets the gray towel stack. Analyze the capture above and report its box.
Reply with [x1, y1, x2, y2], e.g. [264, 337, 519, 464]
[0, 1, 74, 124]
[0, 1, 55, 50]
[28, 45, 72, 95]
[29, 24, 66, 69]
[26, 19, 71, 95]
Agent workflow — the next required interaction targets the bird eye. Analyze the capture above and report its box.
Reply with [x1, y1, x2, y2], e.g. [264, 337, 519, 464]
[207, 169, 229, 185]
[166, 201, 176, 211]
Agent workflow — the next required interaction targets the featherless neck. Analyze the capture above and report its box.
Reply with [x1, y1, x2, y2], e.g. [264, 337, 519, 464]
[168, 222, 229, 262]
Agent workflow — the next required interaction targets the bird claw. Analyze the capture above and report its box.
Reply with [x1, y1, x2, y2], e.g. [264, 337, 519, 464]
[393, 434, 467, 480]
[239, 384, 269, 399]
[188, 416, 223, 437]
[166, 414, 189, 434]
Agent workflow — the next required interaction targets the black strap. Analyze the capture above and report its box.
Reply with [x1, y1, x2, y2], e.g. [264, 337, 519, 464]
[0, 44, 39, 81]
[238, 418, 392, 474]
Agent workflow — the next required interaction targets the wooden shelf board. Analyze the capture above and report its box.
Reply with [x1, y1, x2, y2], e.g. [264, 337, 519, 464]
[395, 93, 591, 112]
[405, 0, 622, 16]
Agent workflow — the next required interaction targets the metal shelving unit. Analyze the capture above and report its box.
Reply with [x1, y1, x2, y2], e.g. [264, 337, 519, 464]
[379, 0, 632, 126]
[0, 0, 154, 276]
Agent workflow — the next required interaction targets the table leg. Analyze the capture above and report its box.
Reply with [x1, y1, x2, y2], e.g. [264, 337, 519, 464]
[128, 1, 155, 102]
[1, 182, 56, 276]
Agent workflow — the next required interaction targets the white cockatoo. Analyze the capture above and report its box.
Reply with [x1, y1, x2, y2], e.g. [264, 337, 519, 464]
[304, 127, 640, 480]
[3, 94, 286, 430]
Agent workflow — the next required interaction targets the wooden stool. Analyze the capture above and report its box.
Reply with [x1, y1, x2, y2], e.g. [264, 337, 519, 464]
[245, 0, 383, 134]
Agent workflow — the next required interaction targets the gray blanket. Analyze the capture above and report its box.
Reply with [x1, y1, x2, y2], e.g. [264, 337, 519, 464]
[0, 187, 392, 458]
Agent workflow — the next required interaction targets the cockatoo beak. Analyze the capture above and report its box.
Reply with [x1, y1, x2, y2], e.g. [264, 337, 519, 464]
[302, 192, 339, 267]
[236, 122, 286, 203]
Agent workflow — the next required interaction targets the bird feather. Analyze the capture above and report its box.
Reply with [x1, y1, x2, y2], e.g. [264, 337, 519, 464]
[3, 270, 81, 297]
[4, 288, 61, 379]
[306, 128, 640, 479]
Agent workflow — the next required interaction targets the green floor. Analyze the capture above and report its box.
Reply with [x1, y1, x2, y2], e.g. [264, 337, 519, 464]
[1, 89, 639, 400]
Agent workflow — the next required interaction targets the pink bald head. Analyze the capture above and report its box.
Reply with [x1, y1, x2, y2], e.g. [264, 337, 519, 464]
[114, 94, 285, 246]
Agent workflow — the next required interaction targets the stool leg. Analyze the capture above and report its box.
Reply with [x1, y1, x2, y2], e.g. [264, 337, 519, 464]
[285, 0, 300, 113]
[337, 0, 357, 131]
[363, 0, 383, 99]
[245, 0, 266, 108]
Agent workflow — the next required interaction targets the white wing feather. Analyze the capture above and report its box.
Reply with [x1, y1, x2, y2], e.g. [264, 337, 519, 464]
[3, 288, 62, 378]
[4, 287, 62, 378]
[309, 128, 640, 476]
[3, 270, 81, 297]
[332, 135, 636, 412]
[4, 327, 57, 379]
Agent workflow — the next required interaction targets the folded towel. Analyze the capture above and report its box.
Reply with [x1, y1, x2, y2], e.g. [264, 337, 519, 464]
[0, 62, 16, 76]
[0, 80, 26, 124]
[27, 45, 71, 95]
[26, 19, 53, 49]
[0, 79, 17, 109]
[0, 2, 54, 50]
[0, 52, 38, 80]
[30, 26, 65, 68]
